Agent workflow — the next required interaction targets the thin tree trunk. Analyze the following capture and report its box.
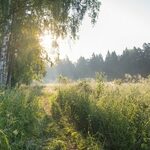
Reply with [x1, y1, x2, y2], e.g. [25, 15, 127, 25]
[0, 0, 12, 87]
[0, 24, 10, 86]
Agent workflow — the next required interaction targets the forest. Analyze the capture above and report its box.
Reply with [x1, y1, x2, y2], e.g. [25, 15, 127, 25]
[45, 43, 150, 82]
[0, 0, 150, 150]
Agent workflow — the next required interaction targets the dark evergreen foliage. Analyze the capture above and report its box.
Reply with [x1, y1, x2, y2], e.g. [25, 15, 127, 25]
[45, 43, 150, 81]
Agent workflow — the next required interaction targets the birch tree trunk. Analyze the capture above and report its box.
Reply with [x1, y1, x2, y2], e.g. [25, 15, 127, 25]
[0, 0, 12, 86]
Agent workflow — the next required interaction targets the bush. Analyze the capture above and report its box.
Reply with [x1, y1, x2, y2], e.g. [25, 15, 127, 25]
[0, 87, 44, 150]
[95, 72, 105, 98]
[53, 84, 150, 150]
[77, 80, 92, 94]
[57, 75, 70, 84]
[55, 89, 91, 133]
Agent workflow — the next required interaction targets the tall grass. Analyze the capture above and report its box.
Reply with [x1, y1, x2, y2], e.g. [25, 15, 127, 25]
[0, 81, 150, 149]
[0, 87, 45, 149]
[0, 86, 100, 150]
[53, 81, 150, 150]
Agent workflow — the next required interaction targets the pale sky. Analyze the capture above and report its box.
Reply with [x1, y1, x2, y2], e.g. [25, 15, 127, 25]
[58, 0, 150, 61]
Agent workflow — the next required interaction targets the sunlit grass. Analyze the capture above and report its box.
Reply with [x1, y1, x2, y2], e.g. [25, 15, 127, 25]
[0, 80, 150, 149]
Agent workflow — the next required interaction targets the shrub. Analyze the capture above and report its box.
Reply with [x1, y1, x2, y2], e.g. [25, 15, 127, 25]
[0, 87, 44, 150]
[53, 84, 150, 150]
[57, 75, 70, 84]
[95, 72, 105, 98]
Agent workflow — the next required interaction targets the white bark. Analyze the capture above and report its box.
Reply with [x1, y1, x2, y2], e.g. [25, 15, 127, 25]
[0, 0, 11, 86]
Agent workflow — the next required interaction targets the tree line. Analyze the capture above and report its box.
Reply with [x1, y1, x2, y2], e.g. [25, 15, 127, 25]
[45, 43, 150, 82]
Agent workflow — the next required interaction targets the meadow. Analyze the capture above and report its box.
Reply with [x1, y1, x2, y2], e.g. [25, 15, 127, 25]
[0, 77, 150, 150]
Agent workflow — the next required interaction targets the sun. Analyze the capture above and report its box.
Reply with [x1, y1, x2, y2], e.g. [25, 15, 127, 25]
[40, 31, 52, 52]
[39, 31, 59, 63]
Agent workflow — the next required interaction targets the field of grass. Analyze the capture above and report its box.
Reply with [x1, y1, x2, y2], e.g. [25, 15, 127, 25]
[0, 79, 150, 149]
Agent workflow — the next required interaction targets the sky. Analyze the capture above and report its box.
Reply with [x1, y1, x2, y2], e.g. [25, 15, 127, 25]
[58, 0, 150, 62]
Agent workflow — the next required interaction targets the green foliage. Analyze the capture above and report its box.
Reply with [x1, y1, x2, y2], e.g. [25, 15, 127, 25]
[45, 43, 150, 82]
[57, 75, 70, 84]
[53, 82, 150, 150]
[51, 101, 62, 121]
[0, 87, 45, 149]
[95, 72, 105, 98]
[56, 89, 91, 133]
[0, 130, 10, 150]
[77, 80, 92, 94]
[114, 79, 123, 85]
[1, 81, 150, 149]
[0, 85, 102, 150]
[0, 0, 101, 87]
[45, 139, 66, 150]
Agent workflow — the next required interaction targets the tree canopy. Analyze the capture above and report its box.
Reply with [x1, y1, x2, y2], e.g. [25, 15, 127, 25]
[45, 43, 150, 82]
[0, 0, 101, 87]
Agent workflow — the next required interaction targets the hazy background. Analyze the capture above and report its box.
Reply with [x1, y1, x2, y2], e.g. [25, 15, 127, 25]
[58, 0, 150, 62]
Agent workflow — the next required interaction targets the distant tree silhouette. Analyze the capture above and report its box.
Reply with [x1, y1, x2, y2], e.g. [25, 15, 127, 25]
[89, 53, 104, 77]
[45, 43, 150, 82]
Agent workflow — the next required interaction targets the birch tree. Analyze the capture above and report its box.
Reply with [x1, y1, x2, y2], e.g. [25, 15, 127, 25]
[0, 0, 100, 87]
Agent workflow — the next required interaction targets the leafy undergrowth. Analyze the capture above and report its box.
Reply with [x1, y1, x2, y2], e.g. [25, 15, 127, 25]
[0, 86, 101, 150]
[0, 80, 150, 149]
[52, 81, 150, 150]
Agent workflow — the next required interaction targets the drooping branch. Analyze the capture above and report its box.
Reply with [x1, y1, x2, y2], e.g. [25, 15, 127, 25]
[0, 0, 101, 87]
